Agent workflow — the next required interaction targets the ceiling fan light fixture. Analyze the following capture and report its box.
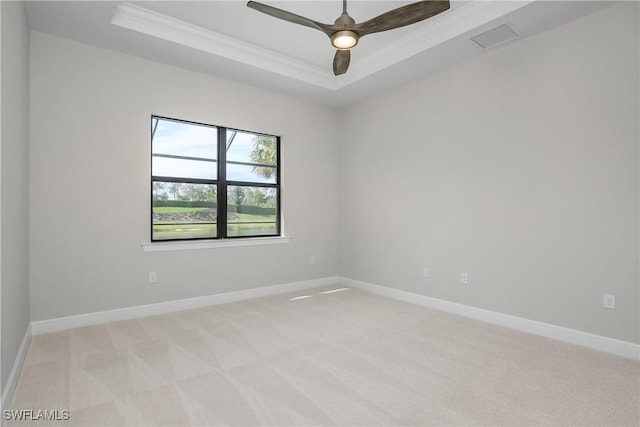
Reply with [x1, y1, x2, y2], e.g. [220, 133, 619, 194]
[331, 30, 359, 50]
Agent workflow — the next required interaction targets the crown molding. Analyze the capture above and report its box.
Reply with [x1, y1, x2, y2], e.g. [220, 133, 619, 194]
[111, 1, 533, 92]
[111, 2, 338, 90]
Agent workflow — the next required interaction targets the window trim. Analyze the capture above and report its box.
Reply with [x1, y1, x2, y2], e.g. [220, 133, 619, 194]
[141, 236, 290, 252]
[150, 115, 281, 242]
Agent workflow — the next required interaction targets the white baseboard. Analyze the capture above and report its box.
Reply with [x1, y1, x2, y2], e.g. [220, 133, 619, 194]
[32, 277, 340, 335]
[1, 324, 32, 413]
[28, 274, 640, 361]
[339, 277, 640, 361]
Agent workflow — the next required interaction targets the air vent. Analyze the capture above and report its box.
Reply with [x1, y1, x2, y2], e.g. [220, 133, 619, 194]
[470, 23, 520, 50]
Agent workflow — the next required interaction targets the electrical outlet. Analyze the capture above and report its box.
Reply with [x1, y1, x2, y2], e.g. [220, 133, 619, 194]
[149, 272, 157, 284]
[423, 267, 430, 278]
[460, 273, 468, 284]
[310, 256, 316, 265]
[602, 294, 615, 309]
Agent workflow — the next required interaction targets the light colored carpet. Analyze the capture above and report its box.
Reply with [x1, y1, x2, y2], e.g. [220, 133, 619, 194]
[7, 286, 639, 426]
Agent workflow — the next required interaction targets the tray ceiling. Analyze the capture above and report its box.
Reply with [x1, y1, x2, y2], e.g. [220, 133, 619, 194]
[26, 1, 614, 107]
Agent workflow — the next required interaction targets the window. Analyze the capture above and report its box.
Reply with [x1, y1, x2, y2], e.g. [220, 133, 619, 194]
[151, 116, 280, 241]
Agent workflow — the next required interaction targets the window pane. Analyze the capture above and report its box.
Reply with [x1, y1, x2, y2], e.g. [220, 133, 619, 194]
[152, 182, 217, 240]
[227, 186, 278, 237]
[226, 163, 276, 184]
[226, 129, 277, 183]
[152, 117, 217, 179]
[152, 157, 217, 180]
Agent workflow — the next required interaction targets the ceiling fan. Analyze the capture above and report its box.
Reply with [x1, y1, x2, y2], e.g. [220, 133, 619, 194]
[247, 0, 450, 76]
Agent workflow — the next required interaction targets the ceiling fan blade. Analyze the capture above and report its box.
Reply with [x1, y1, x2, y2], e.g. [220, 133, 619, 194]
[353, 0, 450, 37]
[247, 1, 331, 36]
[333, 49, 351, 75]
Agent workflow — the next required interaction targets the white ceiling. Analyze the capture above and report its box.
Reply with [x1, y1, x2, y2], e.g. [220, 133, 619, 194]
[25, 1, 614, 108]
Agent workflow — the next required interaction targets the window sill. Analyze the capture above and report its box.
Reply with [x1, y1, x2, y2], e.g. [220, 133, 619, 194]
[141, 236, 290, 252]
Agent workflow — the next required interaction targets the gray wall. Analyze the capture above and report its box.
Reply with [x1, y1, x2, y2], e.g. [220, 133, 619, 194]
[29, 32, 339, 321]
[1, 1, 31, 392]
[338, 2, 639, 344]
[26, 2, 640, 346]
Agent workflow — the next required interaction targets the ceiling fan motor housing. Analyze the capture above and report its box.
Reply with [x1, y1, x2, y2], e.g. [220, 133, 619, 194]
[331, 11, 359, 50]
